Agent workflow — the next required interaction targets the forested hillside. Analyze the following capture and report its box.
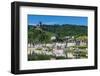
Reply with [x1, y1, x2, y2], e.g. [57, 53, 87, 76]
[28, 24, 87, 38]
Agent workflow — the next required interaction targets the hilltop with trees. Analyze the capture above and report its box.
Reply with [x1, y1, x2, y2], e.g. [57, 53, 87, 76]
[28, 22, 87, 44]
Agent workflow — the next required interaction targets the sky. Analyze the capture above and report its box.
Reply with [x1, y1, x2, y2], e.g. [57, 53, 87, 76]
[28, 15, 88, 26]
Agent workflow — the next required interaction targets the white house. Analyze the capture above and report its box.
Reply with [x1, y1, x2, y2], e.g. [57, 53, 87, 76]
[53, 48, 66, 57]
[67, 52, 75, 58]
[51, 36, 56, 40]
[67, 42, 76, 47]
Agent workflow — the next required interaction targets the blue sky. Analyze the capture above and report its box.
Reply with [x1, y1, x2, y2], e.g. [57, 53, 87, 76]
[28, 15, 88, 26]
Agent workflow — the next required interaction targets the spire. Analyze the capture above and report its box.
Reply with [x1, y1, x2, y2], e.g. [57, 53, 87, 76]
[39, 21, 42, 26]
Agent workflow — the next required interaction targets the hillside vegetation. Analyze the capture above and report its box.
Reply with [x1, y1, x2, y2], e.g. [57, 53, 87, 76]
[28, 24, 87, 39]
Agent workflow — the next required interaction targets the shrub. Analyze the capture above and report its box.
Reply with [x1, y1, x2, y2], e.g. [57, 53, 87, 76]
[28, 54, 52, 60]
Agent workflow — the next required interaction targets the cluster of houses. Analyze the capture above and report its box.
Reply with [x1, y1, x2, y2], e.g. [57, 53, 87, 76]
[28, 35, 87, 59]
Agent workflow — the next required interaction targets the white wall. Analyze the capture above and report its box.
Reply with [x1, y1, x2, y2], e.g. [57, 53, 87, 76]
[0, 0, 99, 76]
